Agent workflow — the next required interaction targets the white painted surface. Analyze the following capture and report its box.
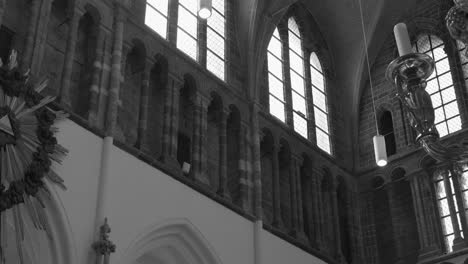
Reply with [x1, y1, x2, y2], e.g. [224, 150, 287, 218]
[50, 120, 326, 264]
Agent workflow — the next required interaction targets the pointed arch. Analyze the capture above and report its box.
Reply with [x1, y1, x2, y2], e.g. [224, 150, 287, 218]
[123, 218, 222, 264]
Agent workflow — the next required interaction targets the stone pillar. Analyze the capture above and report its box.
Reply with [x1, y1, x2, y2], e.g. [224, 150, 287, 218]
[272, 143, 284, 228]
[289, 155, 299, 235]
[387, 182, 405, 263]
[217, 109, 230, 200]
[105, 3, 125, 136]
[331, 177, 343, 261]
[313, 172, 325, 249]
[190, 94, 209, 184]
[409, 171, 442, 261]
[292, 155, 308, 242]
[59, 7, 82, 109]
[88, 25, 107, 126]
[0, 0, 6, 28]
[251, 103, 263, 219]
[160, 75, 183, 170]
[31, 0, 53, 75]
[22, 0, 42, 71]
[238, 123, 250, 211]
[199, 96, 210, 184]
[135, 59, 152, 151]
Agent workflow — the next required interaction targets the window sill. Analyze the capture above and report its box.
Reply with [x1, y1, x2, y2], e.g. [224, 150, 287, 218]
[419, 248, 468, 264]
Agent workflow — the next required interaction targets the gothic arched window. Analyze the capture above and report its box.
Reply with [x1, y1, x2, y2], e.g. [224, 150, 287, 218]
[267, 28, 286, 122]
[177, 0, 198, 60]
[145, 0, 169, 39]
[310, 52, 330, 154]
[413, 34, 461, 137]
[206, 0, 226, 80]
[378, 110, 396, 156]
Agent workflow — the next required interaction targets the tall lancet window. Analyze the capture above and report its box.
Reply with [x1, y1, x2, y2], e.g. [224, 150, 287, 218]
[267, 28, 286, 122]
[177, 0, 198, 60]
[413, 34, 461, 137]
[145, 0, 169, 39]
[310, 52, 330, 154]
[288, 18, 307, 138]
[206, 0, 225, 80]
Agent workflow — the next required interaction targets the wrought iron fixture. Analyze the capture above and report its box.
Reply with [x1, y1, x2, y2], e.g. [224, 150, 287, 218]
[446, 0, 468, 57]
[386, 24, 468, 163]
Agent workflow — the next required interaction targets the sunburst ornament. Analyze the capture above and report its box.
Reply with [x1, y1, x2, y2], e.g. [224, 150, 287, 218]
[0, 50, 68, 263]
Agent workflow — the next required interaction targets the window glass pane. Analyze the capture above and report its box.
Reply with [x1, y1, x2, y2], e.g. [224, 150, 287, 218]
[269, 95, 285, 122]
[289, 52, 304, 75]
[178, 7, 197, 37]
[434, 107, 445, 124]
[439, 72, 453, 89]
[212, 0, 225, 14]
[433, 46, 447, 62]
[314, 107, 329, 133]
[446, 234, 454, 252]
[436, 58, 450, 75]
[442, 216, 454, 235]
[438, 198, 450, 216]
[441, 87, 456, 104]
[290, 70, 305, 95]
[207, 50, 224, 80]
[292, 91, 306, 115]
[431, 35, 443, 47]
[268, 38, 282, 56]
[267, 53, 283, 80]
[207, 28, 224, 58]
[147, 0, 168, 14]
[207, 9, 225, 37]
[313, 88, 326, 112]
[431, 93, 442, 108]
[426, 79, 439, 95]
[179, 0, 197, 12]
[145, 5, 167, 38]
[311, 67, 324, 91]
[436, 122, 448, 137]
[448, 116, 462, 134]
[310, 52, 322, 72]
[445, 101, 460, 119]
[177, 29, 197, 60]
[316, 128, 330, 154]
[293, 112, 307, 138]
[268, 74, 284, 101]
[436, 180, 447, 199]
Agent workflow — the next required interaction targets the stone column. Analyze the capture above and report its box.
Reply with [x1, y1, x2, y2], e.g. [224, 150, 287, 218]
[217, 109, 230, 200]
[0, 0, 6, 28]
[105, 3, 125, 136]
[409, 171, 442, 261]
[135, 59, 152, 151]
[59, 7, 82, 109]
[88, 25, 107, 126]
[22, 0, 42, 71]
[251, 103, 263, 219]
[31, 0, 53, 75]
[238, 123, 250, 211]
[313, 172, 325, 249]
[199, 96, 210, 184]
[387, 182, 405, 263]
[289, 155, 299, 235]
[331, 177, 343, 261]
[160, 75, 183, 170]
[272, 143, 284, 229]
[190, 94, 209, 184]
[292, 155, 308, 242]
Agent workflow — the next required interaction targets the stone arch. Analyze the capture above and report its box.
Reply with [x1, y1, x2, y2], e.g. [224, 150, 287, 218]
[260, 128, 275, 224]
[146, 54, 169, 156]
[207, 92, 224, 189]
[376, 106, 397, 157]
[226, 104, 241, 206]
[118, 39, 147, 145]
[177, 74, 197, 168]
[371, 175, 386, 190]
[122, 218, 222, 264]
[391, 167, 406, 182]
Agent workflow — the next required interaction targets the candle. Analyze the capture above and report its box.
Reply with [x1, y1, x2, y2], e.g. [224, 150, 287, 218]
[393, 23, 412, 56]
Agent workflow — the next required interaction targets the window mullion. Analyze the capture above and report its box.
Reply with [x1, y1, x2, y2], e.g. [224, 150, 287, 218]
[442, 169, 464, 250]
[451, 165, 468, 238]
[279, 25, 293, 127]
[303, 49, 315, 141]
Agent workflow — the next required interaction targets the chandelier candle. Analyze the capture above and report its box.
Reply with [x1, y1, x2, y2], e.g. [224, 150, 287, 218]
[394, 23, 412, 56]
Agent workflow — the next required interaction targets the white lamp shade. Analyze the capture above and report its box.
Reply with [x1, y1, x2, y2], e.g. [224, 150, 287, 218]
[373, 135, 388, 167]
[198, 0, 212, 19]
[182, 162, 191, 174]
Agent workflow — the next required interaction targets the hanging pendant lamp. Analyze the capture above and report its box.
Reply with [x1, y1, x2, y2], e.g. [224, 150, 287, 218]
[198, 0, 212, 19]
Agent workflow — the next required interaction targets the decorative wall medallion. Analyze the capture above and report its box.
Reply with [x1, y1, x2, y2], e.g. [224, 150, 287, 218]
[0, 50, 68, 262]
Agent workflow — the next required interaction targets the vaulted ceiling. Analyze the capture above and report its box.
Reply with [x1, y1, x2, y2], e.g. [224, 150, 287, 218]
[236, 0, 421, 151]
